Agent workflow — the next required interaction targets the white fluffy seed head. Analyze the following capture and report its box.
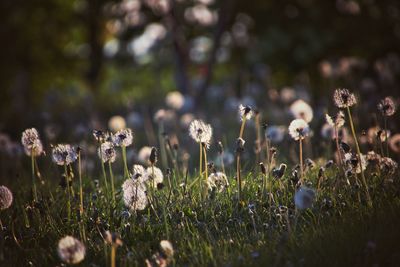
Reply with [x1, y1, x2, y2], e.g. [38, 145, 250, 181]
[122, 179, 148, 211]
[288, 119, 310, 141]
[333, 88, 357, 108]
[52, 144, 78, 166]
[238, 104, 253, 121]
[146, 166, 164, 188]
[108, 115, 127, 132]
[98, 141, 116, 163]
[57, 236, 86, 264]
[207, 172, 229, 192]
[21, 128, 44, 157]
[290, 99, 313, 123]
[112, 128, 133, 147]
[189, 119, 213, 148]
[165, 91, 185, 110]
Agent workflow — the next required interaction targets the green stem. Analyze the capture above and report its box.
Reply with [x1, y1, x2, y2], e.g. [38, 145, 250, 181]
[299, 138, 303, 185]
[78, 151, 84, 215]
[346, 107, 372, 207]
[236, 154, 242, 202]
[122, 146, 129, 179]
[239, 117, 246, 138]
[100, 144, 109, 191]
[108, 162, 116, 205]
[31, 150, 38, 202]
[64, 164, 71, 222]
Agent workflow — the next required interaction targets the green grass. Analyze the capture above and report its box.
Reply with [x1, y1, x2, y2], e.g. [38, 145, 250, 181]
[1, 161, 400, 266]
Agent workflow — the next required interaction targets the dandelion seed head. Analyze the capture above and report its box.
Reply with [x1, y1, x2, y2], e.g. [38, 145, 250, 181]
[189, 119, 213, 148]
[288, 119, 310, 141]
[165, 91, 185, 110]
[153, 109, 176, 124]
[98, 141, 116, 163]
[52, 144, 78, 166]
[378, 97, 396, 117]
[238, 104, 253, 121]
[290, 99, 313, 123]
[207, 172, 229, 192]
[294, 186, 316, 210]
[0, 185, 13, 210]
[379, 157, 398, 176]
[108, 115, 126, 132]
[333, 88, 357, 108]
[112, 128, 133, 147]
[57, 236, 86, 264]
[138, 146, 153, 165]
[146, 166, 164, 188]
[21, 128, 44, 157]
[122, 179, 148, 211]
[326, 111, 345, 128]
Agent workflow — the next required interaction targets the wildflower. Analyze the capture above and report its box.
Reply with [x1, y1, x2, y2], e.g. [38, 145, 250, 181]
[112, 128, 133, 147]
[377, 97, 396, 117]
[333, 88, 357, 108]
[146, 240, 174, 267]
[288, 119, 310, 141]
[189, 119, 213, 148]
[207, 172, 229, 192]
[165, 91, 185, 110]
[325, 111, 345, 128]
[57, 236, 86, 264]
[146, 166, 164, 188]
[389, 134, 400, 153]
[21, 128, 44, 156]
[108, 115, 126, 132]
[98, 141, 116, 163]
[0, 185, 13, 210]
[122, 179, 148, 211]
[132, 164, 147, 181]
[52, 144, 78, 166]
[294, 187, 316, 210]
[265, 126, 285, 143]
[290, 99, 313, 123]
[344, 153, 367, 174]
[379, 157, 398, 176]
[238, 104, 253, 121]
[92, 130, 109, 143]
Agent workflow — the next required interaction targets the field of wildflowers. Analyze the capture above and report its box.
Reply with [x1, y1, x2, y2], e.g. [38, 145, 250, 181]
[1, 88, 400, 266]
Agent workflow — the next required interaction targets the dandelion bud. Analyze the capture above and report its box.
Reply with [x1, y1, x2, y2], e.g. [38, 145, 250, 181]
[149, 147, 158, 165]
[259, 162, 267, 175]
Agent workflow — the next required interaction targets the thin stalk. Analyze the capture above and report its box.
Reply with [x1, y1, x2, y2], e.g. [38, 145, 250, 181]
[99, 144, 109, 191]
[108, 162, 116, 205]
[31, 150, 38, 202]
[122, 146, 129, 179]
[220, 152, 226, 174]
[111, 246, 116, 267]
[236, 154, 242, 202]
[78, 151, 84, 215]
[239, 117, 246, 138]
[299, 138, 304, 185]
[199, 142, 203, 195]
[203, 144, 209, 198]
[64, 164, 71, 222]
[346, 107, 372, 206]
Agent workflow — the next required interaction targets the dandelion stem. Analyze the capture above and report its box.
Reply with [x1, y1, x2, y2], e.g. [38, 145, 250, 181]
[346, 107, 372, 207]
[239, 117, 246, 138]
[122, 146, 129, 179]
[78, 151, 84, 215]
[64, 164, 71, 222]
[108, 162, 116, 205]
[99, 144, 109, 191]
[111, 245, 116, 267]
[31, 149, 38, 202]
[236, 154, 242, 202]
[203, 145, 208, 187]
[199, 142, 203, 196]
[299, 138, 303, 185]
